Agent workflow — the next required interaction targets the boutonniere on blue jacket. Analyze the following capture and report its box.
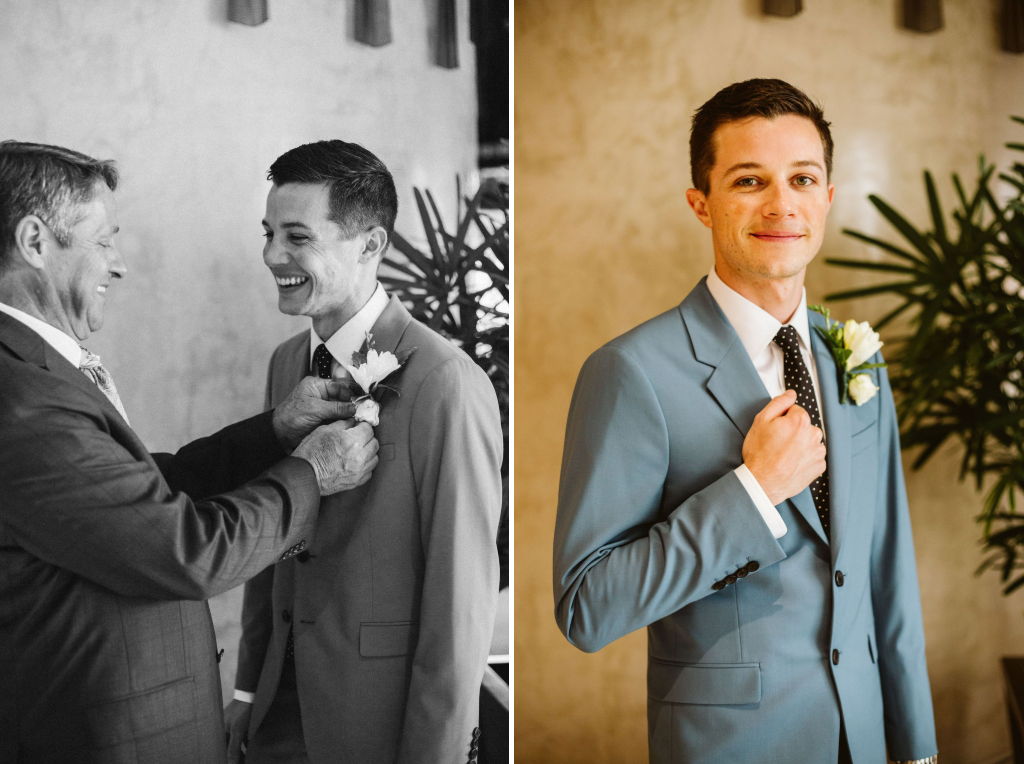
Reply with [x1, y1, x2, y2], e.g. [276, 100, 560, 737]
[809, 305, 887, 406]
[341, 332, 415, 425]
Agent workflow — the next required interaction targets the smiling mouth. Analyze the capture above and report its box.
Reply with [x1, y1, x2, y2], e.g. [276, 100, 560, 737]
[275, 276, 309, 288]
[751, 232, 804, 242]
[96, 285, 108, 294]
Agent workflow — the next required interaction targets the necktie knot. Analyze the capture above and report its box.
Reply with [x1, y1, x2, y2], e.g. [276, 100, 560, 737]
[78, 346, 130, 425]
[79, 347, 103, 370]
[773, 324, 800, 353]
[312, 343, 334, 379]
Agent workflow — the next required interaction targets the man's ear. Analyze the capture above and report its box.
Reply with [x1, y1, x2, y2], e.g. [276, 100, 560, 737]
[12, 216, 53, 269]
[685, 188, 713, 230]
[359, 226, 389, 264]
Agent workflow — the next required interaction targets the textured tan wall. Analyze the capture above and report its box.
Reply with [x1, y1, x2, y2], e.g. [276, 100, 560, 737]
[515, 1, 1024, 762]
[0, 0, 476, 703]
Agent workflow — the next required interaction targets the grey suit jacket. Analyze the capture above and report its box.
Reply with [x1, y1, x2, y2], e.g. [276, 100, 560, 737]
[0, 311, 320, 764]
[236, 296, 503, 764]
[553, 280, 937, 763]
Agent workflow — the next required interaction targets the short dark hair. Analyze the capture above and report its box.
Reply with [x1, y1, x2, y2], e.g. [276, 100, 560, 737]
[690, 79, 833, 195]
[267, 140, 398, 240]
[0, 141, 118, 255]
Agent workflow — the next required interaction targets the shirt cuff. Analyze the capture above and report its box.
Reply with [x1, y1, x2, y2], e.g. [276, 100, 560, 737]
[734, 464, 788, 539]
[233, 689, 256, 704]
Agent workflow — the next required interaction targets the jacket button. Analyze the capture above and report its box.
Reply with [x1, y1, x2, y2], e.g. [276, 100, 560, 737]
[832, 649, 840, 665]
[472, 727, 481, 739]
[297, 551, 310, 563]
[735, 567, 748, 578]
[282, 610, 292, 623]
[835, 570, 844, 587]
[724, 574, 737, 585]
[746, 561, 759, 573]
[712, 581, 725, 591]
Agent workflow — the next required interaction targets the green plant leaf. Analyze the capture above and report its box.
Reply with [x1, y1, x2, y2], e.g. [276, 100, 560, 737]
[841, 229, 925, 264]
[868, 194, 941, 266]
[824, 257, 919, 275]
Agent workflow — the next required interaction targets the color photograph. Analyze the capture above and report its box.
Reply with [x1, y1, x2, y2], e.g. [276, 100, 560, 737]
[516, 2, 1024, 762]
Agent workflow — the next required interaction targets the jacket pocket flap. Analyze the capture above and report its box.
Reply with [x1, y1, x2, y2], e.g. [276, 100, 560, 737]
[86, 676, 196, 748]
[360, 620, 419, 657]
[648, 660, 761, 705]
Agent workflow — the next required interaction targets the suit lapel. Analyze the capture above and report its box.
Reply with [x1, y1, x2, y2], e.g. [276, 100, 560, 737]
[810, 310, 852, 563]
[0, 311, 116, 415]
[365, 295, 414, 356]
[682, 280, 769, 438]
[681, 281, 828, 545]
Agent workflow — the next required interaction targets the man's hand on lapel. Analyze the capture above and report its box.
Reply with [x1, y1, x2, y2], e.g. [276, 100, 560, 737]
[293, 420, 379, 495]
[272, 376, 356, 453]
[743, 389, 827, 506]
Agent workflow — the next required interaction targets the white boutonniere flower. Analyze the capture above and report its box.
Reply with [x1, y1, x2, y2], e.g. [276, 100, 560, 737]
[339, 333, 415, 425]
[809, 305, 887, 406]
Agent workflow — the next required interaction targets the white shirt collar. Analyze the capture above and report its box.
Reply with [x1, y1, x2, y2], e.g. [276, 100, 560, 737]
[0, 301, 83, 367]
[309, 282, 390, 369]
[705, 266, 812, 358]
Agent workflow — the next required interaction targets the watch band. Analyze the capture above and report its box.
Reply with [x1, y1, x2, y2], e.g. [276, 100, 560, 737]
[894, 756, 938, 764]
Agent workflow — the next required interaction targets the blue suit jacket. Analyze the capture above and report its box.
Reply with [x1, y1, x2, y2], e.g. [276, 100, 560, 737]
[553, 279, 937, 763]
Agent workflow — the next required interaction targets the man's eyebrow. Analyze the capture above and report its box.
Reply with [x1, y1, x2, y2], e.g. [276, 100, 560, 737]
[723, 159, 825, 176]
[260, 220, 311, 229]
[792, 159, 825, 171]
[723, 162, 763, 176]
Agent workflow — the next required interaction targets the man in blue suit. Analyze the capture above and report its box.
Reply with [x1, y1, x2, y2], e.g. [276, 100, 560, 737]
[553, 79, 938, 763]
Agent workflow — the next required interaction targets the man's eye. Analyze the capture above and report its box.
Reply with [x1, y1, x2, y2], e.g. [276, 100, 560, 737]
[736, 177, 758, 187]
[262, 231, 273, 240]
[794, 176, 814, 186]
[289, 236, 308, 244]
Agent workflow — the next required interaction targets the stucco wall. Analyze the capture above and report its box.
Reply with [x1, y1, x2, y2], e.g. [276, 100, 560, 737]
[0, 0, 476, 702]
[515, 1, 1024, 762]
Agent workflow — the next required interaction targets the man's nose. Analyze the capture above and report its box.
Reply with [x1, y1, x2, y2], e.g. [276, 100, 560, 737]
[263, 237, 289, 266]
[762, 181, 795, 218]
[108, 246, 127, 279]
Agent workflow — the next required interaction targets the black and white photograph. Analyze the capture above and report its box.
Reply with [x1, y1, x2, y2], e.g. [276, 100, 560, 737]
[0, 2, 509, 762]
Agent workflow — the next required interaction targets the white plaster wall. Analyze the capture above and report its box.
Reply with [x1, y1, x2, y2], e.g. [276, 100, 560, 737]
[0, 0, 476, 703]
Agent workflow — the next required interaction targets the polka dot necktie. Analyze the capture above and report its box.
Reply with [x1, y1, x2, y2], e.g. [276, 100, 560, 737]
[773, 325, 831, 541]
[312, 342, 334, 379]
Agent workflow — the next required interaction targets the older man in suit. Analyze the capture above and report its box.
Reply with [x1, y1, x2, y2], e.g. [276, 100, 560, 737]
[553, 80, 938, 763]
[0, 141, 379, 763]
[224, 140, 503, 764]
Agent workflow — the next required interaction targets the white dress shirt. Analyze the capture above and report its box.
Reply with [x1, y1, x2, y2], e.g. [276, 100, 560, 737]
[705, 266, 826, 540]
[308, 282, 390, 376]
[0, 301, 82, 367]
[234, 282, 389, 705]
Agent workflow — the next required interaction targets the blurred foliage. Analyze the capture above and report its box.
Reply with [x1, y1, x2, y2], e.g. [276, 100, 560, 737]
[826, 117, 1024, 595]
[380, 178, 510, 584]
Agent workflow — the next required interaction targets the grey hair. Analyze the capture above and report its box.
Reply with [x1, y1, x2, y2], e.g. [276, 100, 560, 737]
[0, 141, 118, 255]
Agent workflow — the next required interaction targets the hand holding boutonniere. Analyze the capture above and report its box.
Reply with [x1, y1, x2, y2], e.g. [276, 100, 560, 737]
[338, 332, 415, 425]
[808, 305, 887, 406]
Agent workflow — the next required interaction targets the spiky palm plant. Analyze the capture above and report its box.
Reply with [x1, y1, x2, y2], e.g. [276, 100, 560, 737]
[826, 117, 1024, 594]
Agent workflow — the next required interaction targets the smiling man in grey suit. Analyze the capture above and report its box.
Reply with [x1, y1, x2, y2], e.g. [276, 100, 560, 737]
[553, 80, 938, 763]
[224, 140, 503, 764]
[0, 141, 379, 763]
